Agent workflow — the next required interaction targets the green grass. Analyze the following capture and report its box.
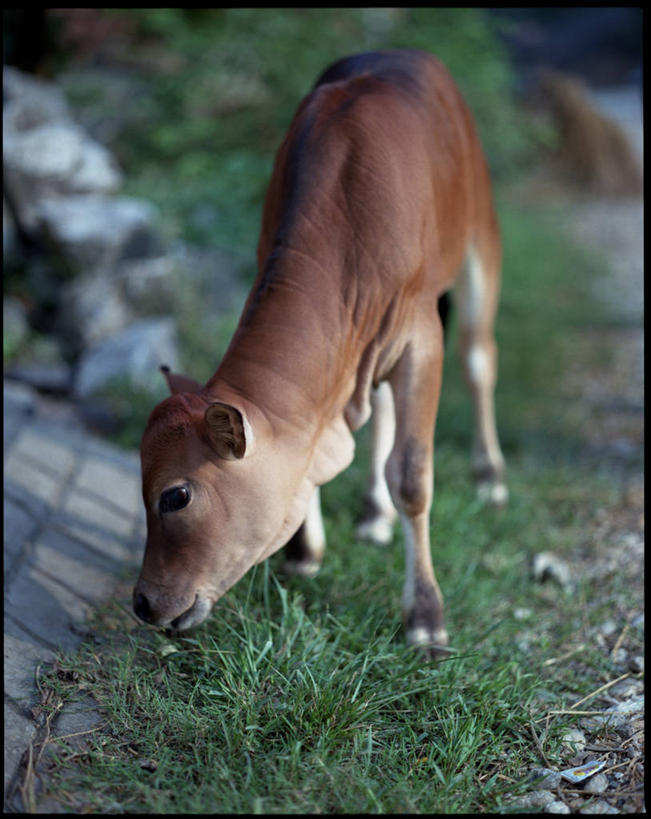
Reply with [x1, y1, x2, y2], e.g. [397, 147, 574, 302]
[37, 186, 637, 813]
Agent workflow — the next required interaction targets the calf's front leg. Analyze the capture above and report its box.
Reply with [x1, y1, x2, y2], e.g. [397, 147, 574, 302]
[386, 323, 449, 657]
[281, 487, 326, 577]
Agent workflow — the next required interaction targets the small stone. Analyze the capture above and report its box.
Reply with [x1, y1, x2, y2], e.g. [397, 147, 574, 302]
[609, 676, 643, 698]
[579, 798, 619, 814]
[584, 694, 644, 729]
[561, 728, 586, 755]
[545, 800, 571, 814]
[611, 648, 628, 665]
[598, 619, 618, 637]
[628, 655, 643, 673]
[514, 607, 533, 620]
[583, 773, 608, 794]
[522, 790, 556, 808]
[530, 767, 562, 789]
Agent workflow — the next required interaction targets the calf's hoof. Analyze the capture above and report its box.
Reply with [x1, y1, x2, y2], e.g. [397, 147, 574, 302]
[355, 515, 395, 546]
[355, 498, 396, 545]
[477, 479, 508, 507]
[281, 559, 321, 578]
[406, 625, 453, 660]
[474, 463, 508, 507]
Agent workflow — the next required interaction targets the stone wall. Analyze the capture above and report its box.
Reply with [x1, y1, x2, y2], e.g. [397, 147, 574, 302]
[3, 66, 245, 429]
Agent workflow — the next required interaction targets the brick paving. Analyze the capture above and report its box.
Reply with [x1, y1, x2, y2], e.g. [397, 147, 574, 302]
[3, 379, 145, 811]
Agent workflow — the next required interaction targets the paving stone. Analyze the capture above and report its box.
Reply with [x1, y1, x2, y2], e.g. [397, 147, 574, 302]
[51, 696, 104, 747]
[62, 489, 134, 540]
[11, 429, 78, 478]
[73, 457, 141, 517]
[4, 701, 36, 800]
[3, 379, 37, 415]
[51, 514, 139, 565]
[4, 627, 55, 708]
[3, 377, 147, 812]
[3, 496, 39, 578]
[32, 528, 123, 604]
[4, 456, 62, 508]
[3, 380, 36, 450]
[5, 566, 92, 653]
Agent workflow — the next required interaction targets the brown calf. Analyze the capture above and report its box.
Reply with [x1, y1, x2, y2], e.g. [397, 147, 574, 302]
[134, 50, 507, 656]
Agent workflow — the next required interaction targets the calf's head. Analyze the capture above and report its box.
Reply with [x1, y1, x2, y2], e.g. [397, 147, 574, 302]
[133, 368, 303, 631]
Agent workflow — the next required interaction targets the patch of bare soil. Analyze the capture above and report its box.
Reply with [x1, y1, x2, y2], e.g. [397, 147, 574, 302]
[521, 193, 644, 814]
[563, 197, 643, 814]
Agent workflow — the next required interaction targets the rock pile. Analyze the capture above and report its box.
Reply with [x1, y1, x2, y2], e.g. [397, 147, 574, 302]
[3, 65, 245, 424]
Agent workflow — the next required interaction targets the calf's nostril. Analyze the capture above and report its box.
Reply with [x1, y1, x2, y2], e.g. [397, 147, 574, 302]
[133, 592, 151, 623]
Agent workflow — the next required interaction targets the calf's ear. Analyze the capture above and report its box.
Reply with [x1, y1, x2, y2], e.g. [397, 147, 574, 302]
[204, 402, 251, 459]
[160, 365, 203, 395]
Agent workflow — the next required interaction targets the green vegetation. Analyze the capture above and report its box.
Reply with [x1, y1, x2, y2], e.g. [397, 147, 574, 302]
[30, 10, 639, 813]
[38, 193, 631, 812]
[62, 8, 536, 259]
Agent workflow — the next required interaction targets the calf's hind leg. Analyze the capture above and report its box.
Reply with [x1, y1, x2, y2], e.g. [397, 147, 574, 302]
[386, 322, 449, 657]
[455, 245, 507, 505]
[355, 382, 398, 545]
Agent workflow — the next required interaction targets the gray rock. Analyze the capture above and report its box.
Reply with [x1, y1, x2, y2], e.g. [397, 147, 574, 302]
[60, 268, 134, 348]
[37, 194, 160, 271]
[4, 124, 122, 235]
[5, 363, 73, 395]
[530, 767, 562, 789]
[116, 244, 246, 318]
[519, 790, 556, 808]
[74, 318, 179, 398]
[628, 654, 643, 673]
[579, 799, 620, 814]
[5, 329, 74, 394]
[3, 65, 71, 128]
[582, 694, 645, 729]
[545, 801, 571, 814]
[117, 253, 183, 316]
[4, 122, 120, 191]
[583, 773, 609, 794]
[532, 552, 574, 591]
[561, 728, 586, 755]
[597, 619, 618, 638]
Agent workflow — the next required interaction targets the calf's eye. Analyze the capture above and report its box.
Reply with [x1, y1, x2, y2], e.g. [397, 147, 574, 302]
[160, 485, 191, 514]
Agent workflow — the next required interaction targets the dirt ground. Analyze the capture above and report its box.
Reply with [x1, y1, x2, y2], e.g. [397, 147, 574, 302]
[519, 189, 644, 814]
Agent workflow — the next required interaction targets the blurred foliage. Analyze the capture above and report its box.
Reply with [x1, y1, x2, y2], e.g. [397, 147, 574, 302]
[50, 8, 539, 261]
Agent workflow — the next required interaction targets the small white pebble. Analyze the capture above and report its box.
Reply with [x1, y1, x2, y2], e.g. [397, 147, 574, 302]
[561, 728, 586, 754]
[584, 773, 609, 794]
[629, 655, 644, 673]
[598, 619, 618, 637]
[579, 798, 620, 814]
[545, 800, 571, 814]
